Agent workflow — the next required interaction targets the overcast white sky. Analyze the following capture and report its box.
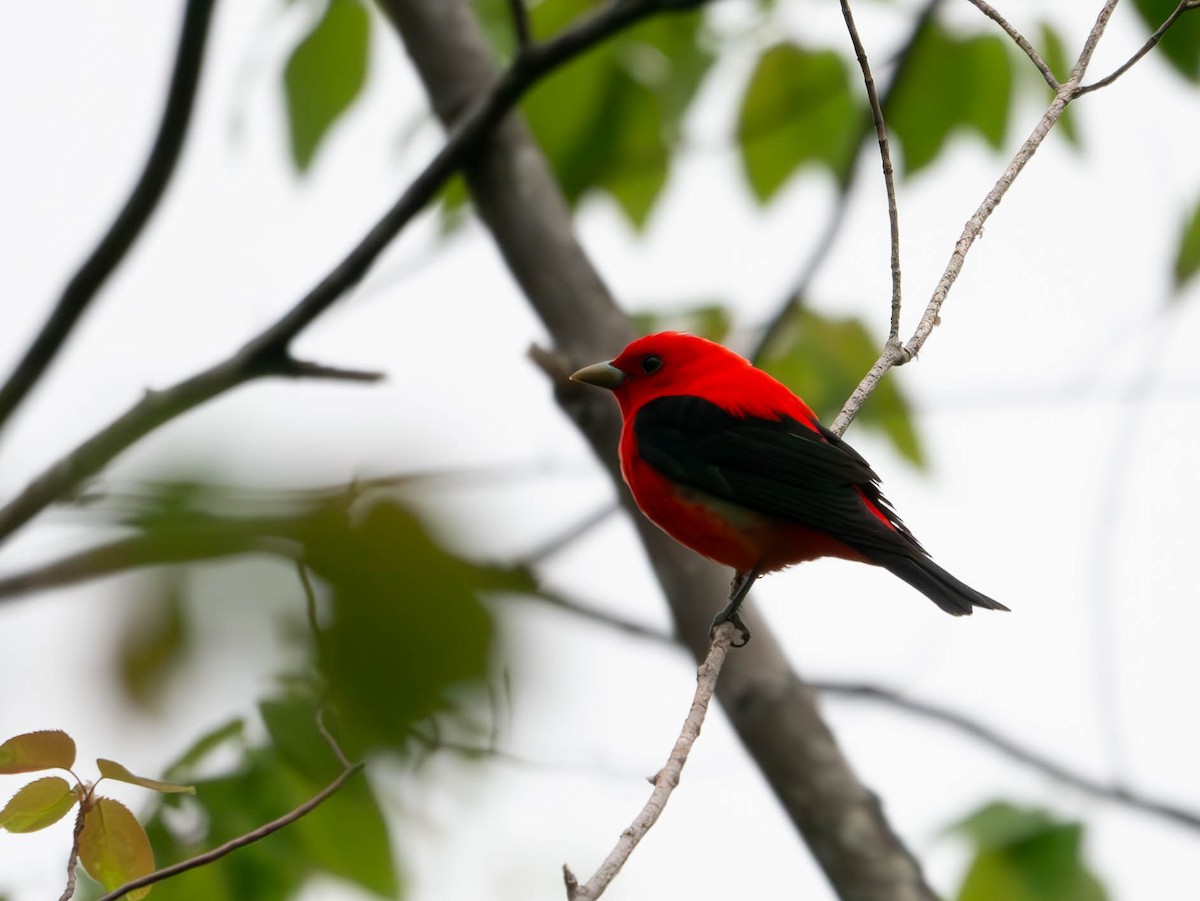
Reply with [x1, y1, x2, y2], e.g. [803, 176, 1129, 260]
[2, 1, 1200, 899]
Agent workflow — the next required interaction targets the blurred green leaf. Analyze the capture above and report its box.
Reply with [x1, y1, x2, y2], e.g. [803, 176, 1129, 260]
[307, 500, 495, 754]
[952, 802, 1108, 901]
[0, 777, 77, 833]
[1173, 195, 1200, 293]
[736, 42, 860, 201]
[758, 308, 924, 467]
[79, 797, 155, 901]
[0, 731, 76, 774]
[632, 304, 732, 342]
[284, 0, 371, 172]
[1037, 22, 1079, 147]
[1133, 0, 1200, 81]
[889, 22, 1013, 175]
[116, 573, 189, 711]
[518, 0, 714, 227]
[163, 719, 245, 784]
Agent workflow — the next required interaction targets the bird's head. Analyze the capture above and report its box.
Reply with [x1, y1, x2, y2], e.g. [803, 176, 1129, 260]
[570, 332, 751, 416]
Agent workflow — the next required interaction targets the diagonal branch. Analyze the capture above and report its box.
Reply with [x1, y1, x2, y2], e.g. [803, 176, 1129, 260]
[0, 0, 706, 549]
[563, 623, 737, 900]
[829, 0, 1121, 437]
[0, 0, 219, 437]
[965, 0, 1059, 89]
[1075, 0, 1200, 96]
[839, 0, 904, 346]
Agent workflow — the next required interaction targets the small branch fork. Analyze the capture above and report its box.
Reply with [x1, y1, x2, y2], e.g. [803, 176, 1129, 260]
[563, 622, 739, 900]
[827, 0, 1199, 437]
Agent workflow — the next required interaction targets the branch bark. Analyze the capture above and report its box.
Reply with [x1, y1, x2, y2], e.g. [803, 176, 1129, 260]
[0, 0, 219, 437]
[380, 2, 939, 898]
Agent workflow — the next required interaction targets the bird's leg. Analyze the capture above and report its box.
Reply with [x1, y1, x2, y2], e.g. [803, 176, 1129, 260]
[711, 565, 762, 647]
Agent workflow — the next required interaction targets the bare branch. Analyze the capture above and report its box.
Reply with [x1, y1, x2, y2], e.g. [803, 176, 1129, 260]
[0, 0, 218, 436]
[0, 0, 704, 550]
[93, 761, 365, 901]
[816, 680, 1200, 832]
[1076, 0, 1200, 96]
[507, 0, 532, 50]
[563, 623, 737, 900]
[839, 0, 904, 346]
[58, 799, 89, 901]
[965, 0, 1059, 89]
[829, 0, 1122, 436]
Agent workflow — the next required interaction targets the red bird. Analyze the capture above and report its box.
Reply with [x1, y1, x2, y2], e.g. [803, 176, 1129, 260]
[571, 332, 1006, 639]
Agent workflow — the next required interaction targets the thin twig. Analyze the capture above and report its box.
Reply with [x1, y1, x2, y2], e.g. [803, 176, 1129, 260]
[562, 622, 736, 900]
[829, 0, 1121, 437]
[0, 0, 705, 549]
[965, 0, 1059, 89]
[296, 560, 321, 639]
[839, 0, 904, 346]
[0, 0, 218, 436]
[515, 502, 619, 567]
[815, 680, 1200, 831]
[93, 761, 365, 901]
[507, 0, 532, 49]
[58, 799, 89, 901]
[1075, 0, 1200, 96]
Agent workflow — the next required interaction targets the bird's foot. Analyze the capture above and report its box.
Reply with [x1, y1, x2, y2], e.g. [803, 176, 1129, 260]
[710, 609, 750, 648]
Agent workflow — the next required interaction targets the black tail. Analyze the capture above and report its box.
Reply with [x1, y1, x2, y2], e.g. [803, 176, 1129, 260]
[875, 551, 1009, 616]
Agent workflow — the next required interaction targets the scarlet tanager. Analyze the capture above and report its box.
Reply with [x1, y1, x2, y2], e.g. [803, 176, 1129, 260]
[571, 332, 1007, 639]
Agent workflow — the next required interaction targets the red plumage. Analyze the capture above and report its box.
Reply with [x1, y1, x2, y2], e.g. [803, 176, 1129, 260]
[571, 332, 1006, 620]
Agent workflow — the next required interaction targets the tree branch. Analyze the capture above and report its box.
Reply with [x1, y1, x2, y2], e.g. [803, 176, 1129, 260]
[384, 2, 942, 899]
[0, 0, 218, 437]
[0, 0, 706, 550]
[829, 0, 1121, 437]
[839, 0, 904, 346]
[94, 746, 363, 901]
[814, 680, 1200, 832]
[563, 623, 737, 900]
[1075, 0, 1200, 96]
[965, 0, 1059, 89]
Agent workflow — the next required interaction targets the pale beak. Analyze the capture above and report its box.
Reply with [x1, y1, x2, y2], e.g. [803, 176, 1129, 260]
[569, 361, 626, 390]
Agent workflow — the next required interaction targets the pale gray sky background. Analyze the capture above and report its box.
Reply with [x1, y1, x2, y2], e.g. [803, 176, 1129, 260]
[2, 1, 1200, 899]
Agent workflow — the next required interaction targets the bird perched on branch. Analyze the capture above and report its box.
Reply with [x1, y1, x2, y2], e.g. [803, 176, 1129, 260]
[571, 331, 1007, 643]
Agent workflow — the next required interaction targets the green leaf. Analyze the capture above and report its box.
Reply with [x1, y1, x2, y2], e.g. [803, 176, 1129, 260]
[758, 308, 924, 467]
[162, 719, 245, 784]
[97, 759, 195, 796]
[116, 573, 189, 711]
[259, 697, 342, 783]
[888, 22, 1014, 175]
[736, 43, 860, 201]
[0, 730, 76, 774]
[283, 0, 371, 172]
[952, 802, 1109, 901]
[79, 797, 156, 901]
[0, 777, 77, 832]
[1037, 22, 1079, 147]
[1173, 195, 1200, 293]
[1133, 0, 1200, 81]
[306, 500, 495, 753]
[632, 304, 732, 342]
[520, 1, 714, 227]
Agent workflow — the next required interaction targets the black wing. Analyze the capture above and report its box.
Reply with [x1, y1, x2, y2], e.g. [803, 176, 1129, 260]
[632, 394, 926, 559]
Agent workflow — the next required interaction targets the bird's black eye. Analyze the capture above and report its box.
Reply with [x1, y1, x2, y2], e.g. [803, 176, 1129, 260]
[641, 354, 662, 374]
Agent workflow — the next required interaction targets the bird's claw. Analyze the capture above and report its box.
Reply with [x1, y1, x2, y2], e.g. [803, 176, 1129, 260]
[710, 610, 751, 647]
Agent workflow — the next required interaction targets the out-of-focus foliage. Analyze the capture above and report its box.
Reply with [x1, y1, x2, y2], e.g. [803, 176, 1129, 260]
[1174, 194, 1200, 293]
[91, 478, 514, 898]
[758, 307, 924, 467]
[951, 802, 1108, 901]
[284, 0, 371, 172]
[887, 21, 1013, 176]
[142, 702, 398, 901]
[632, 303, 732, 342]
[1133, 0, 1200, 81]
[736, 43, 861, 199]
